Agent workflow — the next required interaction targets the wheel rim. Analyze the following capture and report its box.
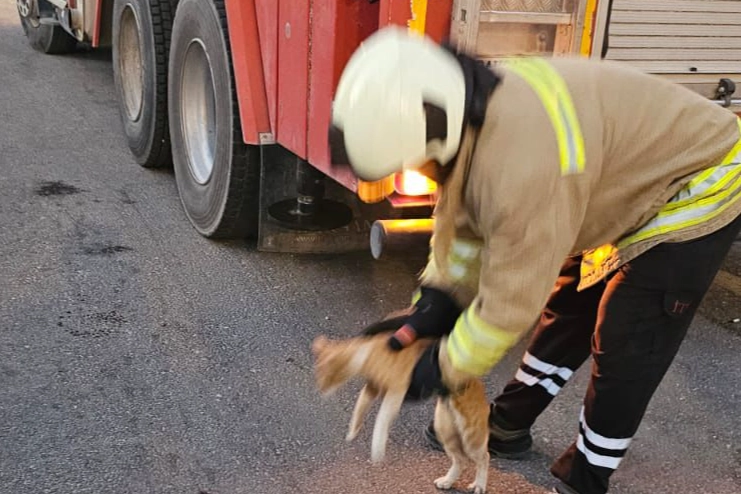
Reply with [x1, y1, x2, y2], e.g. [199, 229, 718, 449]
[118, 6, 144, 122]
[181, 39, 217, 185]
[17, 0, 39, 27]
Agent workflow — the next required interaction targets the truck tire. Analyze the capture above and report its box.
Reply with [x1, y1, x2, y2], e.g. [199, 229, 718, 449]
[17, 1, 77, 54]
[112, 0, 173, 168]
[167, 0, 260, 239]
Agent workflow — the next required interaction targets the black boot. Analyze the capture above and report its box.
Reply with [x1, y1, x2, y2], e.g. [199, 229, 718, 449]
[424, 404, 532, 459]
[552, 480, 581, 494]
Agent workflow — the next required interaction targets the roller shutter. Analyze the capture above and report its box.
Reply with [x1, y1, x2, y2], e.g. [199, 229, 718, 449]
[605, 0, 741, 110]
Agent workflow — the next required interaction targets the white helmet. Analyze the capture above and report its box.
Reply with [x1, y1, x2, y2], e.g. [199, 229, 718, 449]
[330, 26, 466, 182]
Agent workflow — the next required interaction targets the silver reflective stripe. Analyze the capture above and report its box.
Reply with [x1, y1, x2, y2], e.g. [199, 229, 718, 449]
[448, 262, 468, 281]
[619, 160, 741, 247]
[447, 239, 482, 283]
[558, 96, 581, 175]
[515, 368, 562, 396]
[501, 58, 585, 176]
[448, 306, 522, 376]
[668, 162, 740, 208]
[451, 239, 481, 259]
[522, 351, 573, 381]
[458, 308, 509, 350]
[447, 320, 500, 374]
[621, 175, 741, 246]
[580, 408, 632, 451]
[576, 435, 623, 470]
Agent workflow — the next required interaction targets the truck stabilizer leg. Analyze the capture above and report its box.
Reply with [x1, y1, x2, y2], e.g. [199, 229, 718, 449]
[268, 158, 353, 231]
[257, 145, 395, 254]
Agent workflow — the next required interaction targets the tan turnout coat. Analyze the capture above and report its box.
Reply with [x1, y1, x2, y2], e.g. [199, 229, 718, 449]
[423, 57, 741, 376]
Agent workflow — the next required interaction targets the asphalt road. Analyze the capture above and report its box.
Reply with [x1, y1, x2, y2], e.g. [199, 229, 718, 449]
[1, 4, 740, 494]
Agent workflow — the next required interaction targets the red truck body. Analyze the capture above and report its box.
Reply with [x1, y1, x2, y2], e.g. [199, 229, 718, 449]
[222, 0, 453, 191]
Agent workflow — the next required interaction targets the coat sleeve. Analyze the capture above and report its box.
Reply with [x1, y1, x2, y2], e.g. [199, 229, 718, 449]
[417, 229, 483, 309]
[445, 146, 590, 377]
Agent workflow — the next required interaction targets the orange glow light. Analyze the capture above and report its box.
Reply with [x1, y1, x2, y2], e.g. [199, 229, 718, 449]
[394, 171, 437, 196]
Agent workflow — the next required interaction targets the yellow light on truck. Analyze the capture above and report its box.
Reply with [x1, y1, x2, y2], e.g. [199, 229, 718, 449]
[394, 170, 437, 196]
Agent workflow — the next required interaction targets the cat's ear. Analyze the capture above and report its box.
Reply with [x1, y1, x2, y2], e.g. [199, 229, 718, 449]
[311, 335, 329, 356]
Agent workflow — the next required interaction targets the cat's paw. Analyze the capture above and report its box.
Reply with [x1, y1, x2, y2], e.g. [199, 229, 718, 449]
[467, 482, 486, 494]
[434, 477, 455, 490]
[346, 428, 359, 442]
[370, 447, 385, 464]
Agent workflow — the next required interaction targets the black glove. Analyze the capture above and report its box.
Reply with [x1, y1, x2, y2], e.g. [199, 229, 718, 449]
[360, 310, 413, 337]
[362, 286, 462, 351]
[405, 340, 449, 401]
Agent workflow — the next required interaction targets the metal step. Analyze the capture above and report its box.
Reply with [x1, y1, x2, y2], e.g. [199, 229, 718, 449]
[479, 11, 574, 24]
[38, 17, 61, 26]
[481, 0, 567, 11]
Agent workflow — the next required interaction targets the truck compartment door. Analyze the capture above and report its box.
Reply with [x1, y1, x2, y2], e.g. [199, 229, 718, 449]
[602, 0, 741, 112]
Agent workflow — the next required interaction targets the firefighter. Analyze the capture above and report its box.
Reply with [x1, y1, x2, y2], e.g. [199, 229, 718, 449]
[329, 26, 741, 494]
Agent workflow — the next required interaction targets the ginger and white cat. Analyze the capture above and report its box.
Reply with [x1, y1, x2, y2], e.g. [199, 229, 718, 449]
[311, 332, 491, 493]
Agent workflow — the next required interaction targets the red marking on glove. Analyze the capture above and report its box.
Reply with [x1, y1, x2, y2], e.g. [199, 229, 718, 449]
[390, 324, 418, 349]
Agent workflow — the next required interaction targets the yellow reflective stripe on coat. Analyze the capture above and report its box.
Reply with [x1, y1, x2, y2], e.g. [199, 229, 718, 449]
[410, 287, 422, 306]
[661, 119, 741, 213]
[618, 123, 741, 248]
[447, 238, 482, 283]
[447, 307, 522, 376]
[502, 58, 586, 175]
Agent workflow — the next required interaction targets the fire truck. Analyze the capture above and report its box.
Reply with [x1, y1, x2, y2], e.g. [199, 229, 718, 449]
[16, 0, 741, 257]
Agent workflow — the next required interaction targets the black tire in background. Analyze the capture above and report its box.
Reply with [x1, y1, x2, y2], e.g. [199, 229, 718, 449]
[112, 0, 173, 168]
[168, 0, 261, 239]
[17, 1, 77, 54]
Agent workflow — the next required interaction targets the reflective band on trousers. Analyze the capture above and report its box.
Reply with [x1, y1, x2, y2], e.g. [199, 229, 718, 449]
[576, 407, 631, 470]
[618, 119, 741, 248]
[447, 306, 521, 376]
[501, 58, 586, 176]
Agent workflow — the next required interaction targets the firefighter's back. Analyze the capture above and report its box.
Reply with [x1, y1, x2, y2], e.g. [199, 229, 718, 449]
[552, 56, 739, 250]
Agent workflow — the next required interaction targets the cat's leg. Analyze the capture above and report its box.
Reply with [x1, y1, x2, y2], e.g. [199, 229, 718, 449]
[347, 383, 379, 441]
[461, 413, 490, 494]
[435, 457, 462, 490]
[370, 391, 404, 463]
[465, 447, 489, 494]
[434, 399, 465, 490]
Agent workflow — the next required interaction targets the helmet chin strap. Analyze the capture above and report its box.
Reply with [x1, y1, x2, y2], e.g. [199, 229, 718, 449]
[328, 124, 349, 166]
[441, 43, 502, 129]
[426, 43, 501, 186]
